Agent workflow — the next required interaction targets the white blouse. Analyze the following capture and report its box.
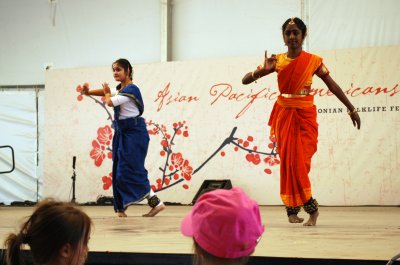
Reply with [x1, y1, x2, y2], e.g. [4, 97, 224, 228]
[110, 87, 140, 119]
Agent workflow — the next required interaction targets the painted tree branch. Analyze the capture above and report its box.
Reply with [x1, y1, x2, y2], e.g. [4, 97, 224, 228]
[86, 95, 113, 123]
[193, 127, 278, 175]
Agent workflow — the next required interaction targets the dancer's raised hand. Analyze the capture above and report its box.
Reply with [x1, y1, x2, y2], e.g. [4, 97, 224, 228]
[263, 50, 277, 72]
[81, 83, 90, 95]
[102, 82, 111, 95]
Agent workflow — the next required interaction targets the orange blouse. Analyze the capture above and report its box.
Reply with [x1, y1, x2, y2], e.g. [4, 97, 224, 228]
[257, 53, 330, 94]
[275, 53, 330, 88]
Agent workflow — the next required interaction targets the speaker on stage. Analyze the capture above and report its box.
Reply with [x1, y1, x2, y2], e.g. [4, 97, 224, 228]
[96, 195, 114, 205]
[10, 200, 36, 206]
[191, 179, 232, 205]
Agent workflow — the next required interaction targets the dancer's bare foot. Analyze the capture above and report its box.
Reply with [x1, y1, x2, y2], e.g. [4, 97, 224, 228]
[117, 212, 127, 218]
[288, 214, 304, 223]
[142, 203, 165, 217]
[303, 211, 319, 226]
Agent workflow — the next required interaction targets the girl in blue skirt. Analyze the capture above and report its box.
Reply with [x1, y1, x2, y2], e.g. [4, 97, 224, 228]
[83, 59, 165, 217]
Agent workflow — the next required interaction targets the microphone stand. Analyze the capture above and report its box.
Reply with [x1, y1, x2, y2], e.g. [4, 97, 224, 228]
[71, 156, 76, 203]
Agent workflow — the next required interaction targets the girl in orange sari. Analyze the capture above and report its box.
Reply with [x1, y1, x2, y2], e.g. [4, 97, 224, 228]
[242, 17, 361, 226]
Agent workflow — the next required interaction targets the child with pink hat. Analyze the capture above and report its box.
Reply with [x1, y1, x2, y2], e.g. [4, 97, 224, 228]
[181, 187, 264, 265]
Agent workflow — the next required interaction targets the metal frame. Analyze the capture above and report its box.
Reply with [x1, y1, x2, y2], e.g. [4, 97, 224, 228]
[0, 145, 15, 174]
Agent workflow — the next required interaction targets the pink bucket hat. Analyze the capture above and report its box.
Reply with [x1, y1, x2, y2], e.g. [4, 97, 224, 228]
[181, 187, 264, 259]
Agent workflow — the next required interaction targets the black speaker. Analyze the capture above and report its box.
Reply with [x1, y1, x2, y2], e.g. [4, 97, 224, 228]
[191, 179, 232, 205]
[10, 200, 36, 206]
[96, 195, 114, 205]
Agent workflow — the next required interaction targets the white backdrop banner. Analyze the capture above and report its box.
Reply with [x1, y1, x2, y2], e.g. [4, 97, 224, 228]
[0, 91, 39, 204]
[44, 45, 400, 205]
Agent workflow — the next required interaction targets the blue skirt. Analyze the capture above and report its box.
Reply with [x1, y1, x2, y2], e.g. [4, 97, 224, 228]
[112, 117, 150, 212]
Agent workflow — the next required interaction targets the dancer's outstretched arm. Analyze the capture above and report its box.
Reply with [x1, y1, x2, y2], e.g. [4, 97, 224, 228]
[82, 83, 105, 96]
[320, 74, 361, 129]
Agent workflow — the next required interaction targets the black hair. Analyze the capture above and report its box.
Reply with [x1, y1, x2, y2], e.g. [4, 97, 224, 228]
[282, 17, 307, 38]
[112, 58, 133, 80]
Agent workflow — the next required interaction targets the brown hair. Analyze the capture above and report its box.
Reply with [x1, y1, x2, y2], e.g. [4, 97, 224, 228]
[193, 240, 250, 265]
[4, 198, 92, 265]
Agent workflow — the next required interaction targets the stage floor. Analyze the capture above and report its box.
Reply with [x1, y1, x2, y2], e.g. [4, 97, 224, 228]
[1, 205, 399, 262]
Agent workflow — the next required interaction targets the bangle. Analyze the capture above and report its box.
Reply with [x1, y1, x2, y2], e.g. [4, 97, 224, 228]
[251, 71, 258, 80]
[348, 108, 357, 115]
[105, 93, 111, 97]
[251, 71, 258, 83]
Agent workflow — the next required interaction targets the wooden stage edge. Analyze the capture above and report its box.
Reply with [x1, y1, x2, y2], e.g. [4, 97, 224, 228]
[1, 205, 399, 265]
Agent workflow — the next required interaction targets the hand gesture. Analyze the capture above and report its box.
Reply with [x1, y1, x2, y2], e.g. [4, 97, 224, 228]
[102, 82, 111, 95]
[350, 111, 361, 130]
[263, 50, 277, 72]
[81, 83, 89, 95]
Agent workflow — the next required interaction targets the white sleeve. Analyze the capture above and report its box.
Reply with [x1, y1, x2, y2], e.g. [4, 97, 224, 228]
[110, 87, 118, 96]
[111, 94, 131, 107]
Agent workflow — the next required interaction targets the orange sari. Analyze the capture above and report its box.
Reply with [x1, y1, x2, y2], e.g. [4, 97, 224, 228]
[268, 51, 322, 207]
